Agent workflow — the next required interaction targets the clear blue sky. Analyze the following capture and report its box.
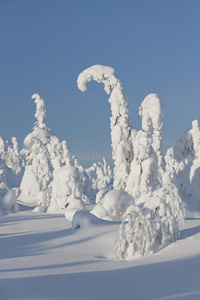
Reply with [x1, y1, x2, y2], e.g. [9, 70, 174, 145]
[0, 0, 200, 166]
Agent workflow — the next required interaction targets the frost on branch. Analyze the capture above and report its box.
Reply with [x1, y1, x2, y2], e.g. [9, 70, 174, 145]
[77, 65, 134, 190]
[125, 94, 165, 204]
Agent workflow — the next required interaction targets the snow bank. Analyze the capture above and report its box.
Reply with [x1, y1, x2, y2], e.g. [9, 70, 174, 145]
[91, 189, 135, 221]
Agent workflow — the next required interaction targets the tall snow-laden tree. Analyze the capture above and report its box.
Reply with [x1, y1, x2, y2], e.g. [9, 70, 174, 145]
[77, 65, 134, 190]
[164, 128, 193, 183]
[125, 94, 165, 203]
[166, 119, 200, 211]
[113, 94, 184, 259]
[19, 94, 57, 207]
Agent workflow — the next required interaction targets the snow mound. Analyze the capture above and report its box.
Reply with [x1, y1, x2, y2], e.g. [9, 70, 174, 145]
[91, 189, 135, 221]
[71, 210, 111, 229]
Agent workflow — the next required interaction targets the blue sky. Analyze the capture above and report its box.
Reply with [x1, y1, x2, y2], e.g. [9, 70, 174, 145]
[0, 0, 200, 166]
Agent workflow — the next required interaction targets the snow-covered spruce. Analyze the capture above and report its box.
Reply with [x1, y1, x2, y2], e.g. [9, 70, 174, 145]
[73, 156, 95, 203]
[77, 65, 134, 190]
[89, 157, 113, 194]
[19, 94, 84, 211]
[167, 119, 200, 211]
[125, 94, 165, 204]
[91, 189, 135, 221]
[0, 157, 19, 215]
[164, 127, 193, 183]
[0, 136, 24, 187]
[19, 127, 54, 207]
[47, 165, 85, 213]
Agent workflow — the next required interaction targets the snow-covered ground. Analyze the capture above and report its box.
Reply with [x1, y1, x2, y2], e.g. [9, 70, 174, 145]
[1, 204, 200, 300]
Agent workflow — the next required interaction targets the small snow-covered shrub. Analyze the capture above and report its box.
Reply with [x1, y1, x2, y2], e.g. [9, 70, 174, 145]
[90, 157, 113, 194]
[73, 156, 95, 203]
[47, 165, 85, 213]
[114, 184, 184, 260]
[91, 189, 135, 221]
[115, 205, 157, 259]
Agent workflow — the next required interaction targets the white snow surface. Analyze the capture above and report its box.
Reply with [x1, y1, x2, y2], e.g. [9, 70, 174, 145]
[1, 205, 200, 300]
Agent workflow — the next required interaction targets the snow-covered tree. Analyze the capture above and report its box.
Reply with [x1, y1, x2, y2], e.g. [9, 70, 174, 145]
[114, 192, 183, 260]
[90, 157, 113, 194]
[19, 94, 57, 206]
[0, 136, 24, 187]
[167, 119, 200, 211]
[125, 94, 165, 204]
[47, 164, 85, 213]
[115, 205, 157, 259]
[164, 128, 193, 183]
[32, 93, 48, 129]
[77, 65, 134, 191]
[0, 157, 18, 216]
[19, 93, 87, 213]
[73, 156, 95, 203]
